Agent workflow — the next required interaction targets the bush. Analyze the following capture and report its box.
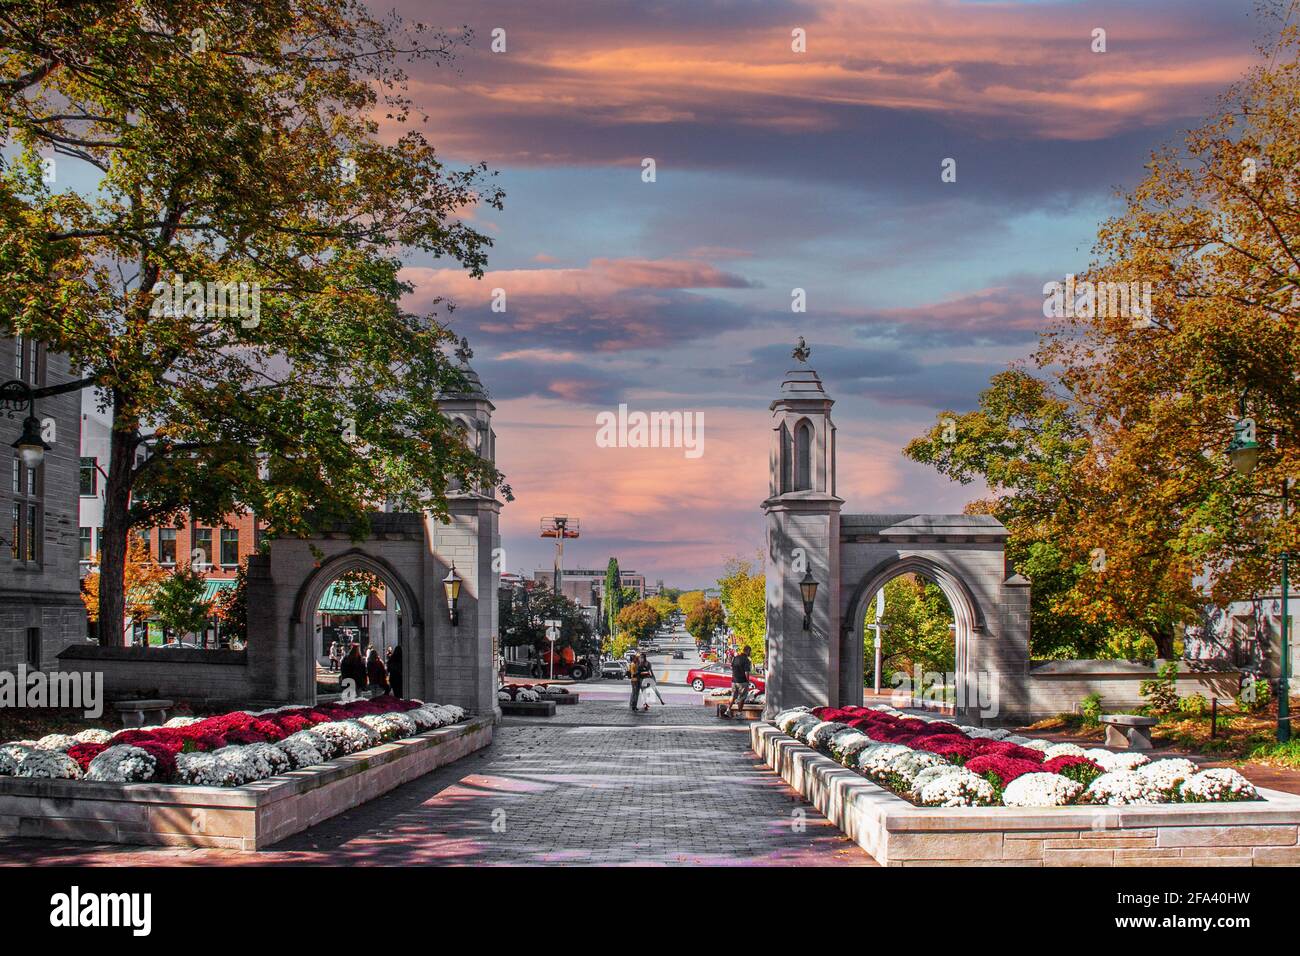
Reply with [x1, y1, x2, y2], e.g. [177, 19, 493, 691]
[1139, 660, 1179, 714]
[1177, 692, 1209, 717]
[1237, 675, 1271, 714]
[1079, 692, 1103, 728]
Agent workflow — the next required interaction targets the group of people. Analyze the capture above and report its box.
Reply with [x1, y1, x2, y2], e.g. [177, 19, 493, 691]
[333, 642, 404, 699]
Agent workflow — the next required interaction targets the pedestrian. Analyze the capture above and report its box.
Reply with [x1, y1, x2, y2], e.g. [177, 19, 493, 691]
[367, 647, 389, 696]
[328, 640, 340, 672]
[340, 643, 367, 697]
[639, 654, 665, 710]
[628, 653, 642, 711]
[387, 644, 403, 700]
[729, 644, 753, 713]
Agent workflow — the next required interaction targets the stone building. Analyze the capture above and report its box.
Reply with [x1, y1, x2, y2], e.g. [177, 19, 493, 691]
[0, 336, 86, 670]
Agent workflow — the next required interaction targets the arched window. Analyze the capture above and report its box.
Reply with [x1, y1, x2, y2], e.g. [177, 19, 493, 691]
[780, 424, 793, 493]
[795, 420, 813, 491]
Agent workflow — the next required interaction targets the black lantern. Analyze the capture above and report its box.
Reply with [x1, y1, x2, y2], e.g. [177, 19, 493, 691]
[443, 564, 463, 626]
[799, 569, 818, 631]
[12, 413, 50, 469]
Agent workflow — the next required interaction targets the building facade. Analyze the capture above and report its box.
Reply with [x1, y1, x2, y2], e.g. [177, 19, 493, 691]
[531, 567, 645, 606]
[1, 337, 86, 670]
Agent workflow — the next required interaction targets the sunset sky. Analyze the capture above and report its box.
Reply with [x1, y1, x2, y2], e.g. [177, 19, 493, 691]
[391, 0, 1268, 587]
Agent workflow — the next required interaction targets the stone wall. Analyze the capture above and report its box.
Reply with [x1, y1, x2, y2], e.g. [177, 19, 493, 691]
[57, 644, 259, 708]
[1026, 659, 1241, 716]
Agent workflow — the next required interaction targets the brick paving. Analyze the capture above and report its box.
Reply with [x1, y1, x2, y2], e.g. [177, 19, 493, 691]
[0, 702, 872, 867]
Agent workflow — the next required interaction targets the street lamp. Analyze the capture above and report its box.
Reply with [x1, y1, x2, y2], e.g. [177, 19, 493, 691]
[799, 569, 818, 631]
[2, 380, 51, 468]
[1227, 413, 1290, 743]
[443, 564, 463, 627]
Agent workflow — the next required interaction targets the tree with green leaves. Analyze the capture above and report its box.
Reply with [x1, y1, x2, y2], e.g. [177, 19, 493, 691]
[603, 557, 623, 637]
[718, 554, 765, 664]
[152, 567, 213, 643]
[215, 560, 249, 646]
[864, 576, 954, 685]
[0, 3, 503, 645]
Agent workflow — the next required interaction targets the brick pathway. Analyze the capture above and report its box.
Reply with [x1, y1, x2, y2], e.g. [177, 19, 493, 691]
[0, 702, 872, 867]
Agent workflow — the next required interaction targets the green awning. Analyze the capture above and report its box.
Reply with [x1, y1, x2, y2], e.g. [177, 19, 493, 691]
[201, 578, 237, 602]
[319, 582, 368, 613]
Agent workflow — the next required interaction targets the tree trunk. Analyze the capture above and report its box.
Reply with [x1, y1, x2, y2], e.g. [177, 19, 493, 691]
[98, 396, 137, 647]
[1153, 625, 1176, 660]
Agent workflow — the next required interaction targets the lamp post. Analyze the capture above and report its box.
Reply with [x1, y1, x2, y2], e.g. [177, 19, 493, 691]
[443, 564, 462, 628]
[1228, 413, 1290, 743]
[1, 380, 51, 468]
[799, 569, 818, 631]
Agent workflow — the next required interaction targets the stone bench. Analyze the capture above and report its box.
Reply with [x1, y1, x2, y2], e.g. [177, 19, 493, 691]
[717, 702, 764, 721]
[499, 699, 556, 717]
[113, 699, 175, 728]
[1100, 713, 1159, 750]
[538, 690, 579, 705]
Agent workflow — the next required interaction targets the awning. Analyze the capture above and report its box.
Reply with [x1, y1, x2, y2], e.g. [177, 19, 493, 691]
[318, 582, 368, 613]
[201, 578, 237, 603]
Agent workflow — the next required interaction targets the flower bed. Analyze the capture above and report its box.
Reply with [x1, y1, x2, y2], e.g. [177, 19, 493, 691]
[498, 685, 542, 702]
[0, 696, 465, 788]
[774, 704, 1260, 809]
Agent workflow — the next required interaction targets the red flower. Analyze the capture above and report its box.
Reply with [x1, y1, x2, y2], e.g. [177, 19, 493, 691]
[1042, 755, 1102, 775]
[971, 740, 1045, 763]
[67, 742, 107, 771]
[134, 742, 178, 781]
[964, 755, 1042, 786]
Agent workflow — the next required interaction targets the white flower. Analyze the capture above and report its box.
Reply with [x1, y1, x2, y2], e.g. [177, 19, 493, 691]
[806, 721, 850, 749]
[34, 733, 77, 751]
[1021, 739, 1052, 753]
[163, 716, 202, 728]
[497, 690, 510, 701]
[1085, 770, 1168, 805]
[242, 742, 292, 778]
[1003, 772, 1083, 807]
[1139, 758, 1199, 793]
[1083, 749, 1150, 773]
[277, 731, 329, 768]
[86, 745, 157, 783]
[828, 730, 873, 765]
[1004, 735, 1033, 745]
[859, 743, 914, 776]
[1180, 768, 1259, 803]
[177, 751, 242, 787]
[919, 770, 996, 807]
[71, 728, 113, 744]
[774, 708, 811, 733]
[16, 749, 83, 779]
[1043, 742, 1086, 761]
[0, 743, 33, 775]
[787, 715, 822, 742]
[910, 764, 965, 793]
[887, 750, 947, 787]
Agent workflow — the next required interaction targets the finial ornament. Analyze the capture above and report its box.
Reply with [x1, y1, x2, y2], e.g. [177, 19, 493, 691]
[792, 336, 810, 363]
[454, 336, 473, 365]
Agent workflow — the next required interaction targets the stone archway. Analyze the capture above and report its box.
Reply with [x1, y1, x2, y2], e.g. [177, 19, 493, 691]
[290, 549, 424, 704]
[842, 555, 985, 719]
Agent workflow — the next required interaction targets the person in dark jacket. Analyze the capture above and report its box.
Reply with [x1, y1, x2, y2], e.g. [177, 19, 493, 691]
[366, 647, 389, 696]
[628, 654, 642, 711]
[340, 644, 367, 697]
[386, 645, 403, 700]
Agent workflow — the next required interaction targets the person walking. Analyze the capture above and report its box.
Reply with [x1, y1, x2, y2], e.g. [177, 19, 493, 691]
[386, 644, 403, 700]
[639, 654, 665, 710]
[366, 647, 389, 696]
[628, 653, 642, 711]
[729, 645, 753, 713]
[328, 640, 341, 673]
[340, 643, 367, 697]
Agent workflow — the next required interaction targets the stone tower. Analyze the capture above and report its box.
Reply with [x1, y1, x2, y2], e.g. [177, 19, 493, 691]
[762, 338, 844, 716]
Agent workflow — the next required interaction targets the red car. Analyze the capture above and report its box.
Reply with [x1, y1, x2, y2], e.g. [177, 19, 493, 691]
[687, 663, 765, 693]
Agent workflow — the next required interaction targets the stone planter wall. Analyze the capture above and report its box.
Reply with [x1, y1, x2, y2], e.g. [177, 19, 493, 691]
[752, 723, 1300, 866]
[0, 714, 493, 850]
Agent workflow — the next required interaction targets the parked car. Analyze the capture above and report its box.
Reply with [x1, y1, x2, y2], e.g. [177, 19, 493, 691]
[601, 660, 630, 680]
[686, 663, 766, 693]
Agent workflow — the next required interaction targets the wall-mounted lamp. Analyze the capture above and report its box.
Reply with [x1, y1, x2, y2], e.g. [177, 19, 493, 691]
[799, 569, 818, 631]
[2, 380, 50, 468]
[443, 564, 463, 627]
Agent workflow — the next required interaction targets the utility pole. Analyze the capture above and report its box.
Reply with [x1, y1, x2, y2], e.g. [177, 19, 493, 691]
[540, 515, 580, 597]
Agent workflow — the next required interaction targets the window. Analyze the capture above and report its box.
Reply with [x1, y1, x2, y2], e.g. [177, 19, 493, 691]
[79, 457, 97, 496]
[192, 527, 212, 568]
[780, 423, 793, 493]
[9, 453, 42, 564]
[25, 627, 40, 670]
[795, 421, 813, 491]
[13, 337, 44, 386]
[134, 528, 151, 556]
[79, 527, 92, 561]
[220, 528, 240, 566]
[159, 527, 177, 565]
